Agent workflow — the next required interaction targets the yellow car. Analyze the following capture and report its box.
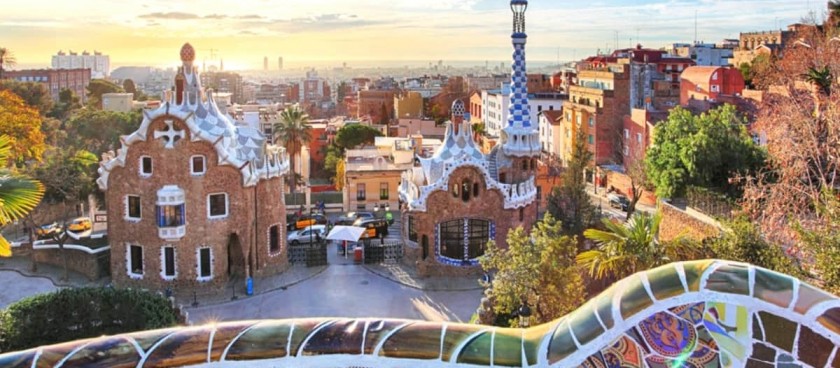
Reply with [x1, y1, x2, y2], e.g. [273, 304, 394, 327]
[67, 217, 92, 232]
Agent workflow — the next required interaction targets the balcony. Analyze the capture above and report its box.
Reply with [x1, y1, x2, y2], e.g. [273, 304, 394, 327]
[159, 225, 186, 240]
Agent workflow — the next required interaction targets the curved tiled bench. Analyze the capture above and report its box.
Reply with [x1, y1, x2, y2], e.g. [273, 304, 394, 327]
[1, 260, 838, 367]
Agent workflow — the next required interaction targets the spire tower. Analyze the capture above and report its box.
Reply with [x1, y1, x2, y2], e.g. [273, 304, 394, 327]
[501, 0, 539, 157]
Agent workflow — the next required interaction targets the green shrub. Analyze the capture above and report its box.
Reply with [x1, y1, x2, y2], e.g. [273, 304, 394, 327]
[0, 287, 178, 352]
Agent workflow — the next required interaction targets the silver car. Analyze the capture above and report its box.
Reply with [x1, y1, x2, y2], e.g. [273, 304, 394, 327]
[287, 225, 326, 246]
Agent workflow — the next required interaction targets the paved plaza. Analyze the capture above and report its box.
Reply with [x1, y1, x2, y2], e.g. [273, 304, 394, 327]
[0, 217, 485, 326]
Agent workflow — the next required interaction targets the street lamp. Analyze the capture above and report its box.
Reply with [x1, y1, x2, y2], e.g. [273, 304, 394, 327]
[518, 299, 532, 328]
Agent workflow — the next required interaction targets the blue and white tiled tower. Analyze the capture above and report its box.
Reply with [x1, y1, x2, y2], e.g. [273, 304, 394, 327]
[501, 0, 540, 157]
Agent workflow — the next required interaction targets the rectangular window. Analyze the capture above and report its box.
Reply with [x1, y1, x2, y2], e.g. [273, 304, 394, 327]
[588, 117, 594, 127]
[191, 156, 205, 175]
[156, 204, 185, 227]
[208, 193, 228, 218]
[129, 245, 143, 275]
[163, 247, 175, 277]
[624, 146, 629, 156]
[379, 182, 389, 200]
[269, 225, 280, 253]
[127, 195, 141, 219]
[140, 156, 152, 176]
[624, 129, 630, 139]
[199, 248, 212, 278]
[408, 215, 418, 242]
[636, 133, 643, 143]
[588, 135, 594, 145]
[356, 183, 366, 201]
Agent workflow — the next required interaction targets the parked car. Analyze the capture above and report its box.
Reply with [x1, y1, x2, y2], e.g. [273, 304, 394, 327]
[287, 213, 328, 231]
[35, 222, 62, 238]
[287, 225, 326, 246]
[67, 217, 92, 232]
[336, 211, 374, 225]
[608, 194, 630, 212]
[354, 218, 389, 240]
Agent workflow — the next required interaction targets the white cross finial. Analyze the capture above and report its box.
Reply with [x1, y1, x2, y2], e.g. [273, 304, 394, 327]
[154, 120, 185, 149]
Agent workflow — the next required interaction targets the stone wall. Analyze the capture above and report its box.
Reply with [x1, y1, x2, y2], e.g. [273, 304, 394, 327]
[32, 246, 110, 281]
[658, 201, 721, 243]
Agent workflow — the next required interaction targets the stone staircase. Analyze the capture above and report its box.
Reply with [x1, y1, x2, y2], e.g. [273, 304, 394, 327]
[487, 150, 498, 182]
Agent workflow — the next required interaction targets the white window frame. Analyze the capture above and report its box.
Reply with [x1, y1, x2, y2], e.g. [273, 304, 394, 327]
[139, 156, 153, 177]
[125, 195, 141, 222]
[196, 247, 214, 282]
[636, 133, 643, 143]
[190, 155, 206, 176]
[126, 244, 144, 279]
[623, 146, 629, 156]
[160, 245, 177, 281]
[624, 129, 630, 139]
[207, 193, 229, 219]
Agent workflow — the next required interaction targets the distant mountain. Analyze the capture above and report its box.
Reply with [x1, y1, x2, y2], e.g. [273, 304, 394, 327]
[111, 66, 154, 83]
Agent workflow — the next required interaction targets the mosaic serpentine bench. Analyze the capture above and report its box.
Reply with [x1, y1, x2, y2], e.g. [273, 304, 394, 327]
[1, 260, 839, 367]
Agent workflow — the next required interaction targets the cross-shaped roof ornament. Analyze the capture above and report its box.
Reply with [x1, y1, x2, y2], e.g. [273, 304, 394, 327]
[154, 119, 185, 149]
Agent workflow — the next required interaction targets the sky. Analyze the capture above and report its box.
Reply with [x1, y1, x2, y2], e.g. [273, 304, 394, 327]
[0, 0, 824, 70]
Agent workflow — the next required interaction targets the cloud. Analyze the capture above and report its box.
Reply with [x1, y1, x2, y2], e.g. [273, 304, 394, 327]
[263, 13, 382, 33]
[137, 12, 264, 21]
[138, 12, 200, 20]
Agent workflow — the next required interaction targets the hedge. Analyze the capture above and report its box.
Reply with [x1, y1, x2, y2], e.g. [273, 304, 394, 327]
[0, 287, 178, 352]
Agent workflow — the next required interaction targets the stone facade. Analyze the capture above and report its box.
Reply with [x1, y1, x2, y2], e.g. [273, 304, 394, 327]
[405, 166, 536, 277]
[98, 44, 290, 294]
[104, 116, 288, 291]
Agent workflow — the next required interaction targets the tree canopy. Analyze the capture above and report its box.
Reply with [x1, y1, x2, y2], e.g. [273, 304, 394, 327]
[29, 149, 98, 205]
[479, 215, 585, 327]
[644, 105, 765, 199]
[0, 90, 47, 162]
[65, 109, 142, 155]
[85, 79, 124, 109]
[334, 123, 383, 150]
[0, 80, 54, 116]
[703, 216, 804, 278]
[547, 128, 595, 235]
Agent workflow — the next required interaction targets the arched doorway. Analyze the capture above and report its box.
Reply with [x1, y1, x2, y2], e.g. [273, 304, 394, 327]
[227, 233, 245, 280]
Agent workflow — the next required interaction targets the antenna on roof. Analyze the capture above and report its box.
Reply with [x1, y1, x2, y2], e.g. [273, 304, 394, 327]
[694, 10, 698, 44]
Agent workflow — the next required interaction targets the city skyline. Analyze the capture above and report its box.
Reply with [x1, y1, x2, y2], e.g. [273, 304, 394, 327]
[1, 0, 824, 70]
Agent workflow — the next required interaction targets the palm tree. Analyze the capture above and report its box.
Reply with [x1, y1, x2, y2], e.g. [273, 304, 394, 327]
[273, 106, 312, 203]
[804, 66, 832, 97]
[0, 47, 16, 80]
[0, 135, 44, 257]
[577, 212, 696, 280]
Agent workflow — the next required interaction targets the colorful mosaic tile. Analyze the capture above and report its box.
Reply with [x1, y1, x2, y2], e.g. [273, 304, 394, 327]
[0, 260, 838, 367]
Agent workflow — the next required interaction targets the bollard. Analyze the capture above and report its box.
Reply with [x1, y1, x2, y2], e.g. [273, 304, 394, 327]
[246, 277, 254, 296]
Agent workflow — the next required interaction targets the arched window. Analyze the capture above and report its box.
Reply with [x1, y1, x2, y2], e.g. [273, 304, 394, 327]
[519, 208, 524, 222]
[473, 183, 479, 197]
[461, 180, 471, 202]
[452, 183, 459, 198]
[438, 218, 490, 264]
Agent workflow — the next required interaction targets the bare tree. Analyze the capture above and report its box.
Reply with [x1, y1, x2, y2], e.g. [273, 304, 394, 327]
[741, 23, 840, 244]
